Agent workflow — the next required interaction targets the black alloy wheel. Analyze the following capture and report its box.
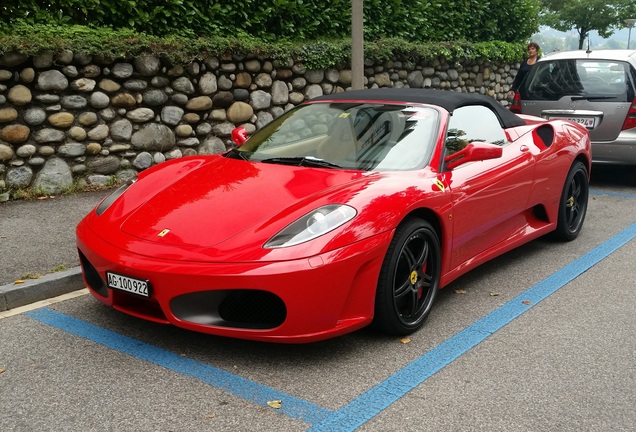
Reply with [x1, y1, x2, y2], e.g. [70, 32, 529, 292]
[553, 160, 589, 241]
[373, 218, 441, 335]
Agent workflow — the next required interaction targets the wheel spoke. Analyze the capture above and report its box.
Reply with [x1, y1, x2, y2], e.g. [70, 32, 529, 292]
[413, 240, 428, 268]
[566, 205, 575, 225]
[402, 245, 417, 268]
[572, 178, 581, 198]
[407, 289, 419, 316]
[394, 279, 412, 299]
[565, 174, 584, 228]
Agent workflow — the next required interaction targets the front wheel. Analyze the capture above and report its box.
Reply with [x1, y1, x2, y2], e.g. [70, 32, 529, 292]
[552, 161, 589, 241]
[372, 218, 441, 335]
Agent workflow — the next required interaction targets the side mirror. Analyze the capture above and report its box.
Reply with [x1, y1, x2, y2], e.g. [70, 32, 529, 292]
[231, 126, 248, 146]
[444, 142, 503, 170]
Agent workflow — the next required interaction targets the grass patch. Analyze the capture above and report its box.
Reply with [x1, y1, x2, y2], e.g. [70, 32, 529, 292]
[51, 265, 68, 272]
[19, 272, 42, 280]
[3, 181, 118, 202]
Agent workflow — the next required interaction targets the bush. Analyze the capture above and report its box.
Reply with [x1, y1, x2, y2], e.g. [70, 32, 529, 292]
[0, 24, 527, 69]
[0, 0, 540, 43]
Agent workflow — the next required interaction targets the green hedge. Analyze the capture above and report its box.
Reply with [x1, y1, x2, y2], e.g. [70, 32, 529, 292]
[0, 24, 527, 69]
[0, 0, 540, 43]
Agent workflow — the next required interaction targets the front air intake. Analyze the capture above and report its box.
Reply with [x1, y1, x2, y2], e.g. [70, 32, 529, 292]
[78, 249, 107, 297]
[171, 289, 286, 329]
[218, 290, 286, 328]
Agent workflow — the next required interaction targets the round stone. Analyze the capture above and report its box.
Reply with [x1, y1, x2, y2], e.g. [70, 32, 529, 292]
[0, 107, 18, 123]
[68, 126, 87, 141]
[175, 124, 193, 137]
[185, 96, 213, 111]
[0, 124, 30, 144]
[48, 112, 75, 128]
[0, 143, 15, 161]
[8, 85, 32, 105]
[16, 144, 37, 158]
[86, 143, 102, 154]
[24, 108, 46, 126]
[78, 112, 99, 126]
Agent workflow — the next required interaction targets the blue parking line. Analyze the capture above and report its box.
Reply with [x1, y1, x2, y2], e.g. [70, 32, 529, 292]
[24, 213, 636, 430]
[25, 308, 333, 425]
[309, 220, 636, 431]
[590, 189, 636, 199]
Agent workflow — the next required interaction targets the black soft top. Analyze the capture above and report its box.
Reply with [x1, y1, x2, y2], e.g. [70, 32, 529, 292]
[311, 88, 526, 129]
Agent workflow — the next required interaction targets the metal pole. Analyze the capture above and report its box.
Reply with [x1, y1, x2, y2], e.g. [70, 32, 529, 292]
[625, 19, 636, 49]
[351, 0, 364, 90]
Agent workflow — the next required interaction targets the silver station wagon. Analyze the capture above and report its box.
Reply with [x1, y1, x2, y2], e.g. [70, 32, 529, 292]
[510, 50, 636, 165]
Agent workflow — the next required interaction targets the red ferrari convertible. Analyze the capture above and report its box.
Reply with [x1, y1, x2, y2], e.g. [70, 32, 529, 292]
[76, 88, 591, 343]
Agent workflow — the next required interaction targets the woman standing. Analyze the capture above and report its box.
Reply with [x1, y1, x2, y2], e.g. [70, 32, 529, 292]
[509, 41, 541, 96]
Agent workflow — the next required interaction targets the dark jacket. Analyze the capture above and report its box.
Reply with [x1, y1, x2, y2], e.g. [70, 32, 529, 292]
[511, 58, 539, 91]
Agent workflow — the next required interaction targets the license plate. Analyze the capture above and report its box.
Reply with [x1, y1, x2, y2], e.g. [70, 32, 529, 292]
[106, 272, 150, 297]
[549, 116, 595, 129]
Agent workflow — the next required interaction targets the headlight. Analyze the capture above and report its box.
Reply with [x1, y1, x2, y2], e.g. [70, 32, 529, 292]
[95, 178, 136, 215]
[264, 204, 357, 248]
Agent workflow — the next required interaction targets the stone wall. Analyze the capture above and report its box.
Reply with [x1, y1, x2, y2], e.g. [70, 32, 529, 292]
[0, 50, 519, 200]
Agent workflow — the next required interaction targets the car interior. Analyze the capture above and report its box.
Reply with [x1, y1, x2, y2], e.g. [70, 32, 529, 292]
[523, 60, 631, 101]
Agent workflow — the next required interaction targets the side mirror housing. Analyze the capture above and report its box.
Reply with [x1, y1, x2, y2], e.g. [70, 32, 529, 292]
[231, 126, 248, 146]
[444, 142, 503, 170]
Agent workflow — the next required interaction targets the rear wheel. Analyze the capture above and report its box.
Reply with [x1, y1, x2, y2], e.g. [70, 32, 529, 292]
[372, 218, 441, 335]
[552, 161, 589, 241]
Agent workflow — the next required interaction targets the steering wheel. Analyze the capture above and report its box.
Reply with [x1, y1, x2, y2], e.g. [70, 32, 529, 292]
[584, 76, 605, 84]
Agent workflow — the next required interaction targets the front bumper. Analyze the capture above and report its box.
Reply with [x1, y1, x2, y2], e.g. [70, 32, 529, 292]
[77, 220, 392, 343]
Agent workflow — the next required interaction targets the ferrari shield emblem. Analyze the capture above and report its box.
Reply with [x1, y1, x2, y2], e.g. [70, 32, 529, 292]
[158, 229, 171, 237]
[433, 179, 445, 192]
[410, 270, 418, 285]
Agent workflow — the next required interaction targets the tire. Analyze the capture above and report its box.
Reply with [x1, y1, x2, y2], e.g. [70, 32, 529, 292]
[552, 161, 589, 241]
[372, 218, 441, 335]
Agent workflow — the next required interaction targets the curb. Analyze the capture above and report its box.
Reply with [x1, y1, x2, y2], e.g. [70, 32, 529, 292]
[0, 267, 85, 311]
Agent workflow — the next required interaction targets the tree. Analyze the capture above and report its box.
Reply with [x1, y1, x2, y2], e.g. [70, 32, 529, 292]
[540, 0, 634, 49]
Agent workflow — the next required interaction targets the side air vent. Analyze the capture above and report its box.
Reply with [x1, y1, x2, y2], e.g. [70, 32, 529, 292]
[536, 125, 555, 147]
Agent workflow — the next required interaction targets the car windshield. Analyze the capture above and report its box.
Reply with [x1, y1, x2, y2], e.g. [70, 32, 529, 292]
[225, 102, 439, 171]
[519, 59, 633, 102]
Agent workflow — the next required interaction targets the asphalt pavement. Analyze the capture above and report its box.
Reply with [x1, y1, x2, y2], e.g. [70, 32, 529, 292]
[1, 165, 635, 431]
[0, 190, 109, 311]
[1, 166, 635, 431]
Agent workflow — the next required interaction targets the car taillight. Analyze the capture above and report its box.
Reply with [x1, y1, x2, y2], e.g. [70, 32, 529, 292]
[509, 91, 522, 114]
[621, 98, 636, 131]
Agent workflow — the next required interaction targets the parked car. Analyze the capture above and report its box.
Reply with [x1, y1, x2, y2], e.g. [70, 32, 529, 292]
[77, 88, 591, 343]
[510, 49, 636, 165]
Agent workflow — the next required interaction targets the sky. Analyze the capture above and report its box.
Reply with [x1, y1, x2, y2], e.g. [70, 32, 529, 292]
[534, 26, 635, 51]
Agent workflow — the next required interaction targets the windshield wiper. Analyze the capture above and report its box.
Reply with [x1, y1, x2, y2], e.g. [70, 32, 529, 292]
[571, 95, 619, 101]
[224, 148, 250, 160]
[260, 156, 342, 169]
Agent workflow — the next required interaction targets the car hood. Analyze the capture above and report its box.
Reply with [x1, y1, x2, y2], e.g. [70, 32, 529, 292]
[119, 156, 376, 248]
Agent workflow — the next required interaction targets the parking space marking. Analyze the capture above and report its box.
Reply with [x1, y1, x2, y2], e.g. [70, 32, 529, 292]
[310, 220, 636, 431]
[590, 190, 636, 199]
[20, 189, 636, 430]
[24, 220, 636, 431]
[25, 307, 333, 425]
